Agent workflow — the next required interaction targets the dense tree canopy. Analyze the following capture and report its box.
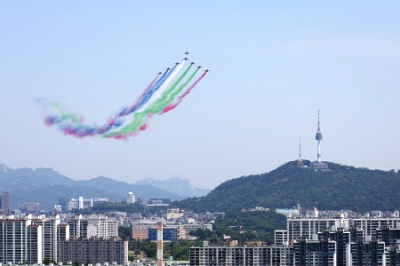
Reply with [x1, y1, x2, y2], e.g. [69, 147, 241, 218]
[172, 161, 400, 212]
[191, 211, 286, 245]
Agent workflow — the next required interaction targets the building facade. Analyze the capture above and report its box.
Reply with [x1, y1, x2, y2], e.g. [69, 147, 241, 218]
[131, 222, 156, 240]
[33, 214, 61, 262]
[189, 246, 292, 266]
[0, 214, 42, 264]
[57, 237, 128, 265]
[2, 192, 10, 215]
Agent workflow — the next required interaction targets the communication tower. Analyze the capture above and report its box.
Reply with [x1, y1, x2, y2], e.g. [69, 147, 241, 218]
[315, 110, 323, 162]
[297, 137, 304, 168]
[310, 110, 329, 171]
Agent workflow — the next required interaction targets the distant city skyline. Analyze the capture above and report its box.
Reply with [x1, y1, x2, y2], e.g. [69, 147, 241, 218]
[1, 2, 400, 189]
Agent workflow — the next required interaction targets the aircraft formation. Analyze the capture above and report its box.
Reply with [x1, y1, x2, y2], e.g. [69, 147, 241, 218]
[39, 52, 209, 140]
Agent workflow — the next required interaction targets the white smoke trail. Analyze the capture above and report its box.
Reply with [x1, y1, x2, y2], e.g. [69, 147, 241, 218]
[136, 60, 186, 112]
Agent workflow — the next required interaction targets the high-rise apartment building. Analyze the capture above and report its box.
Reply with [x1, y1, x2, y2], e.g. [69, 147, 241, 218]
[20, 202, 40, 214]
[189, 245, 292, 266]
[293, 238, 337, 266]
[68, 214, 88, 239]
[27, 224, 43, 264]
[67, 214, 117, 239]
[0, 214, 122, 265]
[87, 214, 118, 239]
[2, 192, 10, 215]
[350, 240, 386, 266]
[33, 214, 61, 262]
[286, 216, 349, 242]
[351, 217, 400, 239]
[0, 214, 42, 264]
[57, 224, 70, 241]
[57, 237, 128, 265]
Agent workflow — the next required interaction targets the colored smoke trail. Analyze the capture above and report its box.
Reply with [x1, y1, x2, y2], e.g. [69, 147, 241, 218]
[44, 72, 166, 137]
[149, 64, 195, 113]
[102, 64, 195, 138]
[118, 73, 161, 116]
[161, 71, 207, 114]
[136, 61, 185, 112]
[120, 64, 178, 115]
[39, 54, 208, 140]
[45, 101, 84, 126]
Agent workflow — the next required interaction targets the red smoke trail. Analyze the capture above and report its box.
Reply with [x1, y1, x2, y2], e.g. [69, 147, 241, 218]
[104, 115, 152, 140]
[161, 72, 207, 114]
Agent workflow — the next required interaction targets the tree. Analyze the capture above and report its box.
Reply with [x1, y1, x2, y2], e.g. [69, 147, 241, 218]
[119, 226, 130, 240]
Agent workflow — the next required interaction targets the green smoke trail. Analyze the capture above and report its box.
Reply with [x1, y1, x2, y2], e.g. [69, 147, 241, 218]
[52, 101, 84, 126]
[103, 65, 198, 138]
[149, 67, 199, 114]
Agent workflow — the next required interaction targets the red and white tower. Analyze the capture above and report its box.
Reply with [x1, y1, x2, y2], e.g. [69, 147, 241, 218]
[157, 221, 163, 266]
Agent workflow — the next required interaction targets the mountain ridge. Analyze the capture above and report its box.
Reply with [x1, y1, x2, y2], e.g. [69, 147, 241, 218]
[0, 164, 187, 210]
[172, 160, 400, 212]
[133, 177, 210, 197]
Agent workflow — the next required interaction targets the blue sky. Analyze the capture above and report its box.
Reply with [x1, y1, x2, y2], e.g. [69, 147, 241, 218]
[1, 1, 400, 189]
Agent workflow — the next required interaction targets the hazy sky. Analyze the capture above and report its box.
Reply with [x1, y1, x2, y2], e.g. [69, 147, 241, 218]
[1, 1, 400, 189]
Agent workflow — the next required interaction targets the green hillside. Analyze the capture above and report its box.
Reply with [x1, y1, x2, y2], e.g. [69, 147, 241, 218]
[173, 161, 400, 212]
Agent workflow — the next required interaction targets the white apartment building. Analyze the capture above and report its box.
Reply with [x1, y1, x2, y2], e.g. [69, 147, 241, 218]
[68, 214, 88, 238]
[67, 197, 94, 210]
[0, 214, 42, 264]
[0, 214, 122, 265]
[286, 216, 349, 242]
[33, 214, 61, 262]
[351, 217, 400, 239]
[67, 214, 117, 239]
[27, 224, 43, 264]
[87, 214, 118, 239]
[274, 230, 287, 245]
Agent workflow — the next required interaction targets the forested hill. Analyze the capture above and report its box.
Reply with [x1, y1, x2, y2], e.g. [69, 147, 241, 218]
[172, 161, 400, 212]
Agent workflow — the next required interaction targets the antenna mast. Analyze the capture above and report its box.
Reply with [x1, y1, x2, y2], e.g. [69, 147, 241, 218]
[297, 137, 304, 168]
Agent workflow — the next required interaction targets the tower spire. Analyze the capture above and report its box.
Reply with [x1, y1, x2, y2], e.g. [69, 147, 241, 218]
[310, 109, 330, 171]
[299, 137, 302, 159]
[315, 109, 323, 162]
[297, 137, 304, 168]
